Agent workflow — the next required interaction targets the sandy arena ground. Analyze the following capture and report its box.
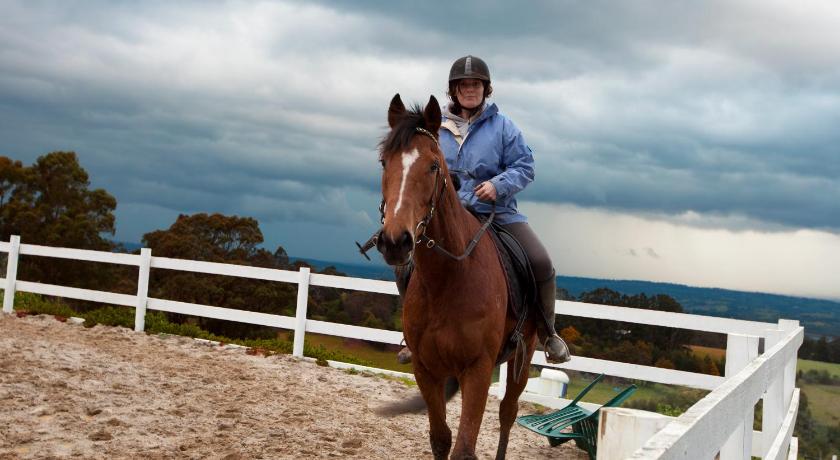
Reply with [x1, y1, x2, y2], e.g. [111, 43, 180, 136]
[0, 314, 585, 459]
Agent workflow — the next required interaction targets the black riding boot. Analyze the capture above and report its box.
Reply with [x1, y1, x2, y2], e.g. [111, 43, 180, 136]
[395, 263, 413, 364]
[537, 272, 571, 363]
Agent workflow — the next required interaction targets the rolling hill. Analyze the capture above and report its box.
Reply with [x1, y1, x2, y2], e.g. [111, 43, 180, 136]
[298, 258, 840, 339]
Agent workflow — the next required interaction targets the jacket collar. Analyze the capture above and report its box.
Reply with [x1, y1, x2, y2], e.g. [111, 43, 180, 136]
[474, 102, 498, 123]
[441, 102, 498, 134]
[443, 102, 498, 122]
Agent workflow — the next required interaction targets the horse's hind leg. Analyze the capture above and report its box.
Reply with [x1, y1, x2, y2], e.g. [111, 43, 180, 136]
[496, 340, 537, 460]
[415, 365, 452, 460]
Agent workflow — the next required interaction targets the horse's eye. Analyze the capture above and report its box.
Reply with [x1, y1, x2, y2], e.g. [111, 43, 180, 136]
[430, 163, 440, 173]
[380, 160, 386, 168]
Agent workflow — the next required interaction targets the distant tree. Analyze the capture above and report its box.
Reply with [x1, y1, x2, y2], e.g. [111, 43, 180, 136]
[142, 212, 400, 338]
[830, 337, 840, 363]
[560, 325, 581, 345]
[273, 246, 290, 268]
[814, 336, 830, 362]
[701, 355, 720, 376]
[341, 291, 398, 330]
[0, 152, 116, 289]
[0, 157, 24, 209]
[556, 286, 574, 300]
[142, 213, 297, 338]
[654, 357, 675, 369]
[143, 213, 264, 263]
[557, 288, 721, 373]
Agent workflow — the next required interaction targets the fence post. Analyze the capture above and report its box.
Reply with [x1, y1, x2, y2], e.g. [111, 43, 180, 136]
[134, 248, 151, 332]
[293, 266, 311, 358]
[778, 319, 799, 409]
[597, 408, 674, 459]
[762, 328, 786, 457]
[720, 333, 759, 460]
[2, 235, 21, 314]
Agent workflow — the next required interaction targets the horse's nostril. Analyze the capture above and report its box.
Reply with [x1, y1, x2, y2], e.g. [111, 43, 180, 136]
[375, 229, 414, 264]
[398, 231, 413, 250]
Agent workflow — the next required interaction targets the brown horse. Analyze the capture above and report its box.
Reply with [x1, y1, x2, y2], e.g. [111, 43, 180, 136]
[375, 94, 538, 460]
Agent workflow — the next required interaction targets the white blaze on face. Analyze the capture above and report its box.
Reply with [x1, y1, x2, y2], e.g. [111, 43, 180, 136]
[393, 148, 420, 216]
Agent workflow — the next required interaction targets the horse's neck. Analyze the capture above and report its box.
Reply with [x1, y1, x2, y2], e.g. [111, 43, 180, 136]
[413, 185, 479, 275]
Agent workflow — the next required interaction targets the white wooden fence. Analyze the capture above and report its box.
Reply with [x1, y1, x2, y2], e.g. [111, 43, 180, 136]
[0, 235, 802, 459]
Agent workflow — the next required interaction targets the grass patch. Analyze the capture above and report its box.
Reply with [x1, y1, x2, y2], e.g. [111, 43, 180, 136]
[376, 372, 416, 387]
[84, 306, 135, 329]
[559, 372, 707, 417]
[11, 292, 77, 318]
[578, 381, 685, 403]
[688, 345, 726, 360]
[800, 383, 840, 426]
[285, 331, 413, 374]
[9, 293, 372, 367]
[798, 359, 840, 379]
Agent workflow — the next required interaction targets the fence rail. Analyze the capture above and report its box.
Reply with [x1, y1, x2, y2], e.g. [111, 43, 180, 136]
[0, 235, 801, 459]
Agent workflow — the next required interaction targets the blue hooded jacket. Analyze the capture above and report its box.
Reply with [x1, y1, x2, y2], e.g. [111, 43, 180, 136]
[439, 102, 534, 224]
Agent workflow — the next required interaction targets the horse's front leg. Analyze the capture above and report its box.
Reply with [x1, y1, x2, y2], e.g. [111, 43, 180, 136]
[415, 364, 452, 460]
[451, 359, 494, 460]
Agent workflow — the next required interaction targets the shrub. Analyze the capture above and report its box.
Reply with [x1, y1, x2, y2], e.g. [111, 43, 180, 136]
[12, 292, 76, 318]
[83, 306, 135, 328]
[8, 293, 375, 368]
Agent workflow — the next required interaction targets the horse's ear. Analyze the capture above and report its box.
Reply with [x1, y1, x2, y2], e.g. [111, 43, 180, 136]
[424, 95, 441, 134]
[388, 94, 406, 128]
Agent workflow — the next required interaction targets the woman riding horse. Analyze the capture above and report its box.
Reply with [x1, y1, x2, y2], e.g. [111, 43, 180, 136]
[397, 55, 570, 364]
[377, 94, 534, 459]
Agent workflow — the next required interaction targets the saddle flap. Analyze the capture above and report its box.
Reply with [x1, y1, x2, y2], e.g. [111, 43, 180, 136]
[486, 220, 538, 318]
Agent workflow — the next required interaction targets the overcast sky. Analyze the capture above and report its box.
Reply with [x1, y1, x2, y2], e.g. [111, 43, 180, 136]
[1, 0, 838, 300]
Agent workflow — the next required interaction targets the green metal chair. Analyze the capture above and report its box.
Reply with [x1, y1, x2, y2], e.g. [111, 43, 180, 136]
[516, 374, 637, 460]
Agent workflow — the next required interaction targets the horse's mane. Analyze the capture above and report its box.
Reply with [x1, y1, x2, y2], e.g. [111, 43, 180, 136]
[378, 104, 432, 160]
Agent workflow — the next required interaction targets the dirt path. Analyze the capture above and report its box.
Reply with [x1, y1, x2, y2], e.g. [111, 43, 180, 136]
[0, 314, 585, 459]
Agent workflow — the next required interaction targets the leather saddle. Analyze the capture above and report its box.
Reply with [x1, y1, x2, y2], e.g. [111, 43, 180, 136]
[470, 210, 538, 372]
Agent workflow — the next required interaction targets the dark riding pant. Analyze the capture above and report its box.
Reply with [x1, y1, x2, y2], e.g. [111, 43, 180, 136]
[501, 222, 552, 282]
[501, 222, 561, 341]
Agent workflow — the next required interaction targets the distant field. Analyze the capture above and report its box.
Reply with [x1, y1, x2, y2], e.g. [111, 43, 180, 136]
[689, 348, 840, 379]
[690, 348, 840, 427]
[296, 331, 413, 373]
[798, 358, 840, 378]
[301, 333, 692, 411]
[688, 345, 726, 360]
[563, 374, 703, 408]
[301, 335, 840, 424]
[800, 383, 840, 426]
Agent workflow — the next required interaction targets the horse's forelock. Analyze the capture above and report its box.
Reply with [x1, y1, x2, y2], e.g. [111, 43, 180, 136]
[379, 103, 432, 161]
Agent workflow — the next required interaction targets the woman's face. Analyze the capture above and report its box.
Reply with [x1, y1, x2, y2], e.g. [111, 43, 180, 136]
[456, 78, 484, 110]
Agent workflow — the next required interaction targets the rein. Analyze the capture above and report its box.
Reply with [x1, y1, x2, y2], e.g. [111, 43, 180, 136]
[356, 127, 494, 262]
[411, 127, 496, 261]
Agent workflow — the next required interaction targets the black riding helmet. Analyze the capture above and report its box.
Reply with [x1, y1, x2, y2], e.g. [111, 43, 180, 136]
[449, 55, 491, 82]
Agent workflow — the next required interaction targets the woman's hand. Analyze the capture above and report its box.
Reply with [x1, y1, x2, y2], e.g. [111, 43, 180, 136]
[474, 181, 497, 202]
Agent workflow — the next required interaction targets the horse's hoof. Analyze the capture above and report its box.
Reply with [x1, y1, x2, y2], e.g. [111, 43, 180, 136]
[544, 335, 571, 364]
[397, 346, 413, 364]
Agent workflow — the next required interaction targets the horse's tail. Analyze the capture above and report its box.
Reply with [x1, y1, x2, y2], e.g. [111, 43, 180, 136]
[375, 377, 459, 417]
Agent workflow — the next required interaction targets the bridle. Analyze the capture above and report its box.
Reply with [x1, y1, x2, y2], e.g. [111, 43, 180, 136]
[357, 127, 494, 262]
[401, 128, 448, 247]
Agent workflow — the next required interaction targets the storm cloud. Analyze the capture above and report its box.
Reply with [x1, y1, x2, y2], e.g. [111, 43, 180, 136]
[1, 0, 838, 292]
